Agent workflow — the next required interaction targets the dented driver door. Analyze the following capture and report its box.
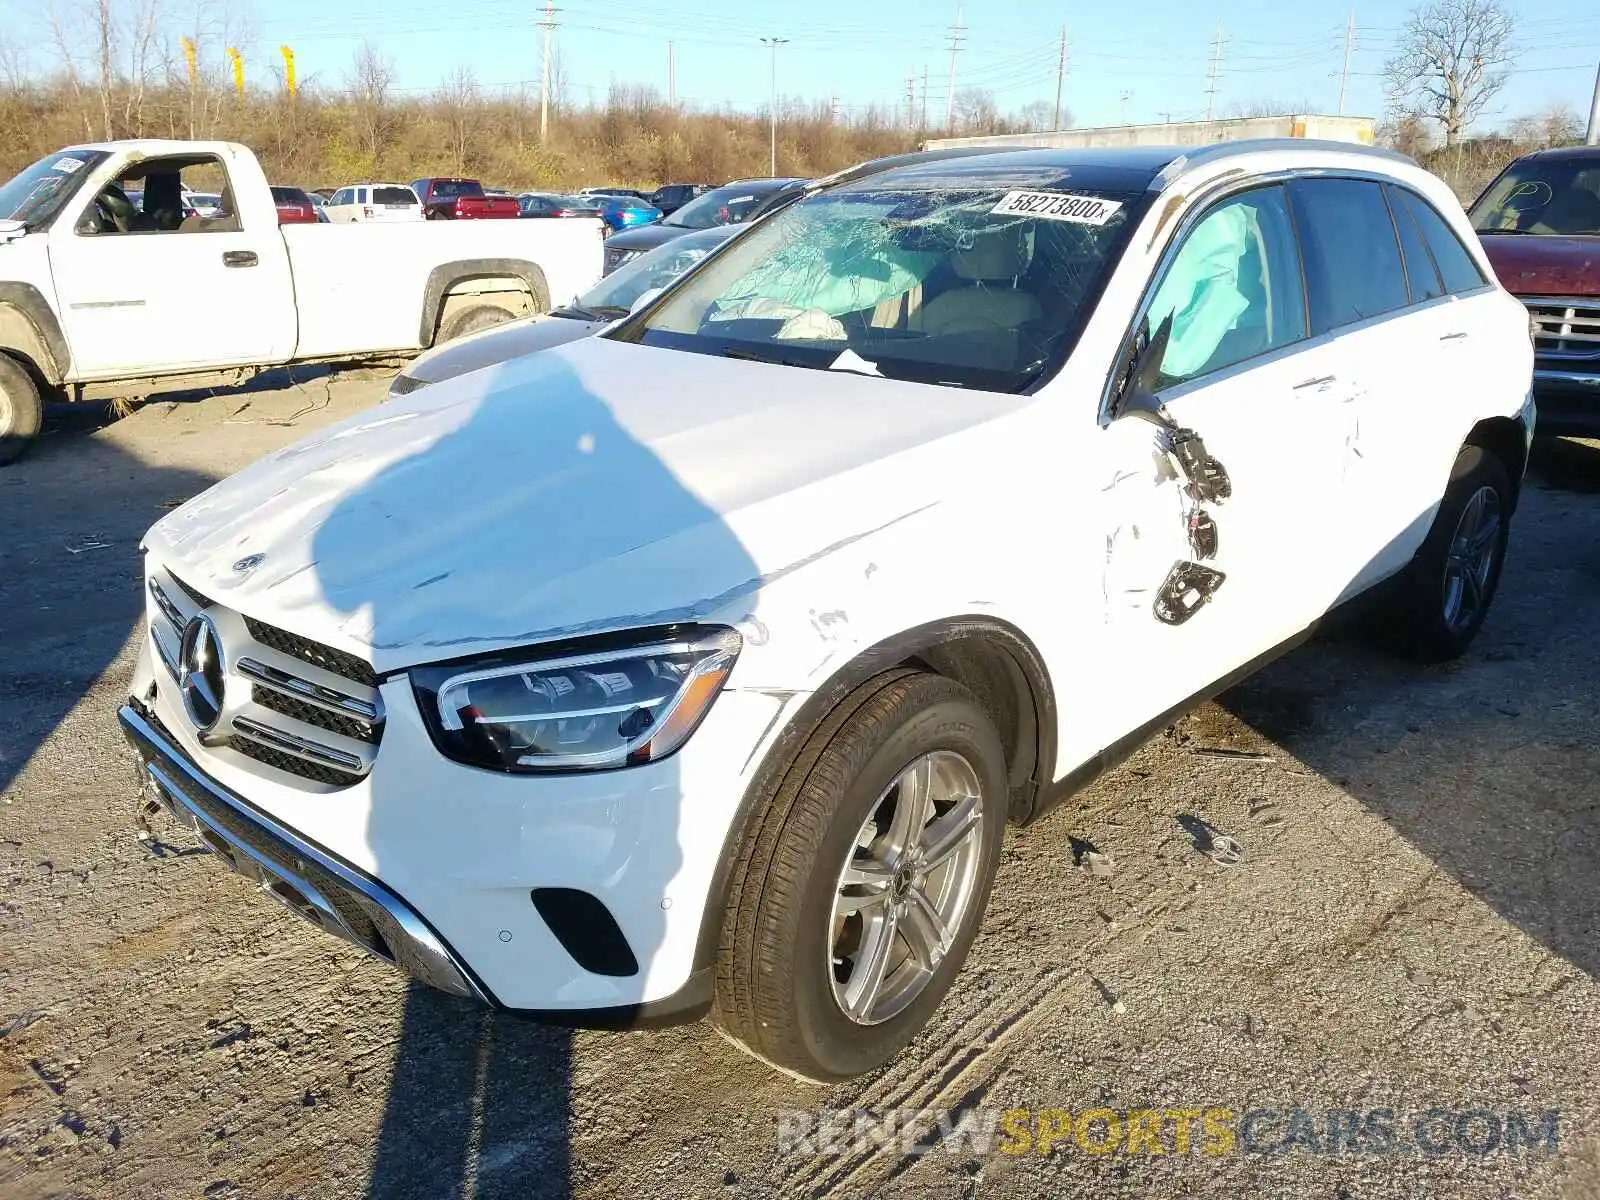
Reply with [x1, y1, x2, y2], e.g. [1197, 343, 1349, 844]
[1084, 182, 1352, 753]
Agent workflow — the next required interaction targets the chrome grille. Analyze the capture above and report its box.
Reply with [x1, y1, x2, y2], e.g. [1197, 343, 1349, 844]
[1525, 298, 1600, 358]
[243, 615, 379, 687]
[145, 563, 384, 790]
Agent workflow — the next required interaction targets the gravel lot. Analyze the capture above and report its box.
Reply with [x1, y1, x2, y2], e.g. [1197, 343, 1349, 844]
[2, 374, 1597, 1200]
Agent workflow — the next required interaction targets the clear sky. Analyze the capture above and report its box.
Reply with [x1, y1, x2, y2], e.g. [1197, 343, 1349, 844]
[8, 0, 1599, 131]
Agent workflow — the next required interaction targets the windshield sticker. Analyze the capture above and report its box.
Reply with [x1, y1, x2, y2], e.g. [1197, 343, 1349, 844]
[991, 190, 1123, 225]
[52, 157, 86, 174]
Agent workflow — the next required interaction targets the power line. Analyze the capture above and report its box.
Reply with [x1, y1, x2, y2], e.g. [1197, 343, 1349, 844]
[944, 3, 964, 133]
[1204, 24, 1226, 122]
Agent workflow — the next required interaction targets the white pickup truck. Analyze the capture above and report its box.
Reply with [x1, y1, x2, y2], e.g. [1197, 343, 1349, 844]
[0, 139, 605, 463]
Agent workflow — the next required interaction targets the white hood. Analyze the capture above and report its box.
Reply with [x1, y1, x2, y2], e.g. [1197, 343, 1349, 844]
[147, 336, 1022, 673]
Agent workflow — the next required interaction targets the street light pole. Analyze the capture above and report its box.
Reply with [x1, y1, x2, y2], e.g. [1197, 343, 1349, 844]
[761, 36, 788, 177]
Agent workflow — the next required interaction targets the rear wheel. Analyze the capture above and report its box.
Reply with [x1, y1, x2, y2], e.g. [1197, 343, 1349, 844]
[0, 355, 43, 466]
[1381, 445, 1512, 662]
[439, 304, 514, 343]
[714, 671, 1006, 1081]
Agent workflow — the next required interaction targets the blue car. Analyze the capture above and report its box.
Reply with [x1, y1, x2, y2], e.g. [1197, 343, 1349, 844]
[573, 193, 661, 234]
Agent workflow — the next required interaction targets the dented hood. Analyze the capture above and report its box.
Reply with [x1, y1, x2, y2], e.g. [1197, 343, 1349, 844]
[147, 336, 1019, 673]
[1478, 233, 1600, 297]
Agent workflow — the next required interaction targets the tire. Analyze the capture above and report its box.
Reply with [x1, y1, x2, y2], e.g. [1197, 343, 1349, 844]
[0, 354, 43, 467]
[1381, 444, 1512, 662]
[714, 671, 1007, 1081]
[439, 304, 513, 343]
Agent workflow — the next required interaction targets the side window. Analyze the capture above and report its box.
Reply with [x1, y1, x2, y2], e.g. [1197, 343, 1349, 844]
[81, 155, 236, 236]
[1143, 185, 1307, 387]
[1289, 178, 1409, 334]
[357, 188, 369, 205]
[1385, 185, 1445, 304]
[332, 189, 351, 206]
[1396, 190, 1488, 295]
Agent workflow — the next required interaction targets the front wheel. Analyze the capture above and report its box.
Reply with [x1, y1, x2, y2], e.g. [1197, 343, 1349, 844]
[0, 355, 43, 466]
[1382, 445, 1512, 662]
[714, 671, 1006, 1081]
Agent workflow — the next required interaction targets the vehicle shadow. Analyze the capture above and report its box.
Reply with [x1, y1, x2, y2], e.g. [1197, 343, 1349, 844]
[1210, 436, 1600, 981]
[0, 426, 215, 796]
[292, 348, 762, 1199]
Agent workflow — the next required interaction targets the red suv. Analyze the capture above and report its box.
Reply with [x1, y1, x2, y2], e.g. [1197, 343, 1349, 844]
[1471, 146, 1600, 436]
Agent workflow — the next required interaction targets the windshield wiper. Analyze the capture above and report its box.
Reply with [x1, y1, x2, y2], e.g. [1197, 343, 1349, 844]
[551, 304, 629, 321]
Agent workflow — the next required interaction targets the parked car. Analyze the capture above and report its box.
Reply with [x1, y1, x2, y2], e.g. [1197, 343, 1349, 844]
[518, 192, 593, 219]
[119, 141, 1533, 1082]
[599, 177, 804, 273]
[411, 177, 521, 220]
[649, 183, 709, 215]
[305, 191, 330, 223]
[183, 190, 223, 217]
[325, 183, 424, 223]
[270, 185, 320, 225]
[390, 225, 741, 397]
[1471, 145, 1600, 437]
[580, 186, 653, 202]
[0, 139, 605, 461]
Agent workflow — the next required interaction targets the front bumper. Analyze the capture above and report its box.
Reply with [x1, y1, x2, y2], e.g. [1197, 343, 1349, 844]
[124, 635, 796, 1019]
[1531, 368, 1600, 437]
[121, 701, 487, 1001]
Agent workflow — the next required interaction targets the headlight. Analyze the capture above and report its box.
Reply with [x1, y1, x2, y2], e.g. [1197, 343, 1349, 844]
[409, 627, 741, 773]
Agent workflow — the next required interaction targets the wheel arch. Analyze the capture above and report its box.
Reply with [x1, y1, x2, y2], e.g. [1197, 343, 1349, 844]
[418, 258, 552, 346]
[692, 615, 1057, 977]
[1463, 415, 1529, 513]
[0, 283, 69, 386]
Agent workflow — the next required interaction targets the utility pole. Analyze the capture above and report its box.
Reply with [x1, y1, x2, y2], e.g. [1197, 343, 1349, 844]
[945, 5, 965, 133]
[1338, 6, 1355, 116]
[1587, 61, 1600, 145]
[906, 73, 917, 130]
[1053, 23, 1068, 131]
[921, 65, 929, 133]
[1204, 24, 1225, 123]
[539, 0, 556, 141]
[760, 36, 788, 177]
[668, 40, 675, 107]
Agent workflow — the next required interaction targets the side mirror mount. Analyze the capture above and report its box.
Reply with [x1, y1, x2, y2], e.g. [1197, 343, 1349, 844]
[1109, 313, 1175, 429]
[629, 286, 664, 316]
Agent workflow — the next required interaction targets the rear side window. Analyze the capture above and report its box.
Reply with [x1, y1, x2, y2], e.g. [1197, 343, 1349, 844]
[1289, 178, 1409, 334]
[1385, 185, 1445, 303]
[1396, 190, 1487, 294]
[374, 186, 415, 205]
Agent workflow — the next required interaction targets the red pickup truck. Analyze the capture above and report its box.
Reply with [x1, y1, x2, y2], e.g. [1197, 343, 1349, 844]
[410, 177, 520, 220]
[1470, 145, 1600, 437]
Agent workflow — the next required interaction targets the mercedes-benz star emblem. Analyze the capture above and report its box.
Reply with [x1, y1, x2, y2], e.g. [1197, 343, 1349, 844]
[177, 613, 226, 733]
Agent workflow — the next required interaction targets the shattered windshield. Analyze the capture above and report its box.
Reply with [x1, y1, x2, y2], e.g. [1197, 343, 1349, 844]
[618, 179, 1140, 391]
[0, 150, 107, 226]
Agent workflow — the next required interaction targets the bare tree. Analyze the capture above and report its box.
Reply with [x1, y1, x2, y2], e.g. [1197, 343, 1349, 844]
[1378, 109, 1434, 157]
[347, 41, 395, 171]
[437, 65, 481, 175]
[1013, 99, 1064, 132]
[1223, 97, 1315, 119]
[1384, 0, 1515, 148]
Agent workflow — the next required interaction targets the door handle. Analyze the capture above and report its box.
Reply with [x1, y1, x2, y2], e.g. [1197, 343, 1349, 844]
[222, 250, 258, 268]
[1292, 375, 1336, 390]
[1439, 331, 1469, 342]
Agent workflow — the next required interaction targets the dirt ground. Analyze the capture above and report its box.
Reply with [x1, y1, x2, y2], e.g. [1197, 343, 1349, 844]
[1, 372, 1598, 1200]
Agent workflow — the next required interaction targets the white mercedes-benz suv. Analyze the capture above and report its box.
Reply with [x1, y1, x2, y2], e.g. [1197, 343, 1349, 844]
[122, 141, 1534, 1081]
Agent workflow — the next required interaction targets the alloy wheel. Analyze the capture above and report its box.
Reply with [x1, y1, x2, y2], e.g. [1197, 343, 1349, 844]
[828, 750, 986, 1026]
